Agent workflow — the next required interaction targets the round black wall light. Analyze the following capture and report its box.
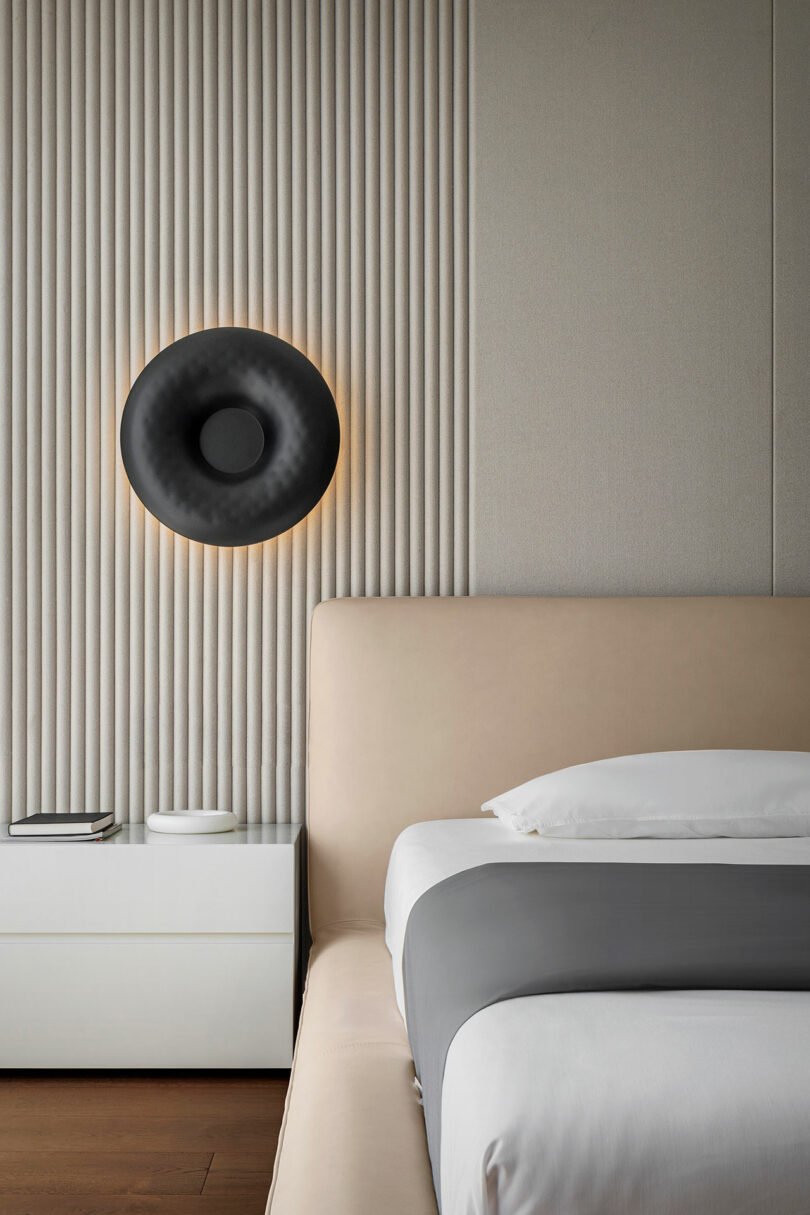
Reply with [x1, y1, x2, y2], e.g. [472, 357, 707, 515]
[120, 327, 340, 547]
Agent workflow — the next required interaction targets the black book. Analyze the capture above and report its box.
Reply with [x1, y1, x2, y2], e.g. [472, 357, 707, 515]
[8, 812, 115, 837]
[5, 823, 122, 843]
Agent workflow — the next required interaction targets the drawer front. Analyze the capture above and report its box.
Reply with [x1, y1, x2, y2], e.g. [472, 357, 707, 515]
[0, 937, 295, 1067]
[0, 844, 297, 934]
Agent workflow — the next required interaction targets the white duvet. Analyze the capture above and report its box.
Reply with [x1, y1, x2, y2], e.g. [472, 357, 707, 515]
[384, 820, 810, 1215]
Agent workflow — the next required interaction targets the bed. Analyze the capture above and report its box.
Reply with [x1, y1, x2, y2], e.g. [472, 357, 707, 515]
[266, 595, 810, 1215]
[388, 819, 810, 1213]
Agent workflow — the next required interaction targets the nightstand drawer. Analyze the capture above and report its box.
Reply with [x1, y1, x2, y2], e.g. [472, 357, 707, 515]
[0, 936, 296, 1067]
[0, 827, 298, 934]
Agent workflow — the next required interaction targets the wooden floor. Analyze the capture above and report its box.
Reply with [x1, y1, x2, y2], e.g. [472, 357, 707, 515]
[0, 1071, 288, 1214]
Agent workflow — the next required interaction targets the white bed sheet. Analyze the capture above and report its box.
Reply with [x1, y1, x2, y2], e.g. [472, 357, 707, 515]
[384, 819, 810, 1215]
[441, 988, 810, 1215]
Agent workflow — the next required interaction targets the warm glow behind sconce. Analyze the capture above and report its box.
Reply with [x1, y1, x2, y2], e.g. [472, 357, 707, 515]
[120, 327, 340, 547]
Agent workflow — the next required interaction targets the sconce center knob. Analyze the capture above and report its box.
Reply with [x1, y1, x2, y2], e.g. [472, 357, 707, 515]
[199, 407, 266, 475]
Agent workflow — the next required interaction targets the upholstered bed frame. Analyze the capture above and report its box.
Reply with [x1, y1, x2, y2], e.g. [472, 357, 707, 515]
[266, 596, 810, 1215]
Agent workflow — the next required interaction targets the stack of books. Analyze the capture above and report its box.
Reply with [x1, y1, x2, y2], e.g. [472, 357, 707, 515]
[7, 813, 121, 842]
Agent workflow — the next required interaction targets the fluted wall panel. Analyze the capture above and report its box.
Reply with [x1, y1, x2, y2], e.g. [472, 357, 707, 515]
[0, 0, 470, 825]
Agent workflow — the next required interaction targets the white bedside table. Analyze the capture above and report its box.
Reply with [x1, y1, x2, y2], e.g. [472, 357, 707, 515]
[0, 823, 301, 1069]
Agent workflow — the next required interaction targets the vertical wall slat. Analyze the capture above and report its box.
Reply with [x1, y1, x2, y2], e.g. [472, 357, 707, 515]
[408, 0, 425, 597]
[54, 0, 72, 814]
[423, 0, 440, 597]
[127, 0, 146, 820]
[274, 0, 293, 823]
[303, 0, 323, 782]
[157, 0, 176, 814]
[438, 0, 455, 596]
[453, 0, 470, 595]
[364, 0, 381, 599]
[348, 0, 366, 597]
[84, 0, 101, 814]
[215, 0, 234, 814]
[172, 0, 191, 813]
[186, 0, 204, 810]
[0, 0, 469, 827]
[11, 0, 28, 819]
[25, 0, 43, 815]
[289, 0, 308, 818]
[378, 0, 395, 597]
[113, 0, 131, 820]
[393, 0, 410, 597]
[0, 0, 11, 822]
[318, 0, 337, 603]
[260, 0, 279, 820]
[69, 0, 86, 812]
[334, 0, 351, 601]
[200, 0, 219, 810]
[231, 0, 249, 820]
[142, 0, 161, 819]
[98, 0, 116, 812]
[39, 0, 57, 816]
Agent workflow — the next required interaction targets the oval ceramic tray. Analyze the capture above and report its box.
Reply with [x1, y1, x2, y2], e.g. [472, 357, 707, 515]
[146, 810, 238, 835]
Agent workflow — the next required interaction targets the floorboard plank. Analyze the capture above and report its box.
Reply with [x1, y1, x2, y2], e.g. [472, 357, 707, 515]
[0, 1072, 286, 1209]
[0, 1151, 212, 1195]
[0, 1074, 288, 1152]
[0, 1197, 269, 1215]
[0, 1114, 281, 1154]
[0, 1075, 288, 1118]
[202, 1151, 277, 1195]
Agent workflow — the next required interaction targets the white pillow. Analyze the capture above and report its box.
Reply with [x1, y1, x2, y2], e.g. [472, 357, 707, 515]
[481, 750, 810, 838]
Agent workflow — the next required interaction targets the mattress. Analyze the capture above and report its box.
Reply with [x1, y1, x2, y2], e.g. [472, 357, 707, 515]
[384, 819, 810, 1215]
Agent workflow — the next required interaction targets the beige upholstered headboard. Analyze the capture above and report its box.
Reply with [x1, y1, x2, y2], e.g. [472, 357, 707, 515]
[308, 596, 810, 936]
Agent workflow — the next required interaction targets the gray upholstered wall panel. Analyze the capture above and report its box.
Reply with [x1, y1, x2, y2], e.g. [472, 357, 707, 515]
[774, 0, 810, 594]
[469, 0, 774, 595]
[0, 0, 469, 825]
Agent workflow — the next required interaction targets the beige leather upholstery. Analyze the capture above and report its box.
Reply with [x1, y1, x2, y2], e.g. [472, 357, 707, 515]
[309, 596, 810, 933]
[269, 596, 810, 1215]
[267, 926, 438, 1215]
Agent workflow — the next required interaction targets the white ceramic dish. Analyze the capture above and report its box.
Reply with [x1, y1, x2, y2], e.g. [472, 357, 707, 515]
[146, 810, 238, 835]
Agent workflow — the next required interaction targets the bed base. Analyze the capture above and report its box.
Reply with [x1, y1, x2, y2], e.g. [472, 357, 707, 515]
[268, 595, 810, 1214]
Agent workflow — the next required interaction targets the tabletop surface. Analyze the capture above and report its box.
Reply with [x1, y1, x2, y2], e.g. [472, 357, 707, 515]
[0, 823, 303, 847]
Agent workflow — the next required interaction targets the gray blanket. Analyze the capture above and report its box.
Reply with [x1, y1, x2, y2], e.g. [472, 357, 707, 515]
[401, 862, 810, 1206]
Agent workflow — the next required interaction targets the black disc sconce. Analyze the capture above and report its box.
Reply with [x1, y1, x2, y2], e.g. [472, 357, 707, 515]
[120, 327, 340, 547]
